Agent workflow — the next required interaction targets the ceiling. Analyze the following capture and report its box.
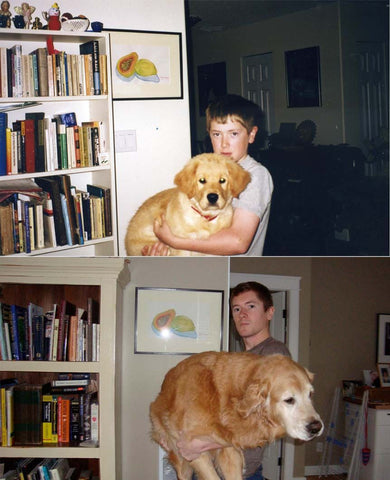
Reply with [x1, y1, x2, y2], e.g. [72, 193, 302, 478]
[186, 0, 376, 32]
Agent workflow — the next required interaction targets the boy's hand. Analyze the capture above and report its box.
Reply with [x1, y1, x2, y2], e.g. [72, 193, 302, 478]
[153, 215, 177, 247]
[141, 242, 170, 256]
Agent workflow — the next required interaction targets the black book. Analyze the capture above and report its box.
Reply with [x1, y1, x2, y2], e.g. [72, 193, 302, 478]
[35, 177, 67, 246]
[86, 184, 112, 236]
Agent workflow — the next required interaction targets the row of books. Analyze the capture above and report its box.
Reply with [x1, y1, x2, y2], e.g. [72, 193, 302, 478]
[0, 177, 112, 255]
[0, 40, 107, 98]
[0, 457, 94, 480]
[0, 111, 108, 176]
[0, 297, 100, 362]
[0, 379, 98, 448]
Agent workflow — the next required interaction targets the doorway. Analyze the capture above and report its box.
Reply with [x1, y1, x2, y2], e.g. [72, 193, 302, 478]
[242, 53, 275, 136]
[229, 272, 301, 480]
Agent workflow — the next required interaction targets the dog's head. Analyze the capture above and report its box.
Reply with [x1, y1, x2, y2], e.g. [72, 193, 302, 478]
[174, 153, 251, 213]
[236, 355, 324, 442]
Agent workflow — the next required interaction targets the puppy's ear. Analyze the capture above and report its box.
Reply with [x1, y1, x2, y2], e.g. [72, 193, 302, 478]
[235, 380, 269, 418]
[174, 160, 198, 198]
[227, 162, 251, 198]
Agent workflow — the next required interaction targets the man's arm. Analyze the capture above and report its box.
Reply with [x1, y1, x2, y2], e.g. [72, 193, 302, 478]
[153, 208, 260, 256]
[177, 435, 226, 461]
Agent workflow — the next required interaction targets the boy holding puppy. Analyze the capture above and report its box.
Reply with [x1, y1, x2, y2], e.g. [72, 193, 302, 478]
[143, 94, 273, 256]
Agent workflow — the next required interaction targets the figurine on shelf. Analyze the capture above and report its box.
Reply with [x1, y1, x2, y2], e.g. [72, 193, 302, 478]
[0, 0, 12, 27]
[31, 15, 42, 28]
[14, 2, 36, 29]
[42, 2, 60, 30]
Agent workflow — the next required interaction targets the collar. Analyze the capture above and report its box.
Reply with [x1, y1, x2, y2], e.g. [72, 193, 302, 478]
[191, 206, 218, 222]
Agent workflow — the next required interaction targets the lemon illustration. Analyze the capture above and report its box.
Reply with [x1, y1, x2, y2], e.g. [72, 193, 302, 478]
[171, 315, 197, 338]
[135, 58, 160, 83]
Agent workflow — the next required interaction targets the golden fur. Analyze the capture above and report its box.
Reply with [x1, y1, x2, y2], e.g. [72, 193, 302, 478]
[125, 153, 250, 256]
[150, 351, 323, 480]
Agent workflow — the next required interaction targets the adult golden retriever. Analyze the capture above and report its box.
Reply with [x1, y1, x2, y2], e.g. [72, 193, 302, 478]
[150, 351, 323, 480]
[124, 153, 250, 256]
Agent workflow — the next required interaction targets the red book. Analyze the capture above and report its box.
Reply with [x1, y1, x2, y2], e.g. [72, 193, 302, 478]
[23, 118, 36, 173]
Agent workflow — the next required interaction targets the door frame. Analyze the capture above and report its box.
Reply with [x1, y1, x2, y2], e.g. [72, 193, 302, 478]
[229, 272, 301, 480]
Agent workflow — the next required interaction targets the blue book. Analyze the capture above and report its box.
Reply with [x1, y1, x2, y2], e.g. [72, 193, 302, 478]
[10, 305, 22, 360]
[0, 111, 7, 176]
[79, 40, 101, 95]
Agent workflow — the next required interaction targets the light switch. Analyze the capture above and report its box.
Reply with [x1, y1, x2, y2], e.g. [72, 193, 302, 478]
[115, 130, 137, 153]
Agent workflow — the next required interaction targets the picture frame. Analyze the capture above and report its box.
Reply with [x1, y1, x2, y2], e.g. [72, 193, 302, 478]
[134, 287, 224, 354]
[377, 363, 390, 387]
[341, 379, 363, 398]
[285, 46, 322, 108]
[377, 313, 390, 363]
[107, 29, 183, 100]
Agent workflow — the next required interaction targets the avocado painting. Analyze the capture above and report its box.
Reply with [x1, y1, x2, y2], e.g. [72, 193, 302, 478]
[134, 287, 224, 354]
[109, 30, 183, 100]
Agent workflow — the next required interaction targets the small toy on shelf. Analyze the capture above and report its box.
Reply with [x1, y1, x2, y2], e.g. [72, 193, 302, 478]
[42, 2, 61, 30]
[14, 2, 36, 29]
[0, 0, 12, 27]
[31, 15, 42, 28]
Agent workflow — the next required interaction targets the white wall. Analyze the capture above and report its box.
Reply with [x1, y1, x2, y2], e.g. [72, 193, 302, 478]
[30, 0, 192, 256]
[118, 257, 230, 479]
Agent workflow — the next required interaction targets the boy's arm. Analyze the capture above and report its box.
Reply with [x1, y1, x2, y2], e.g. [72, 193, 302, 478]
[153, 207, 260, 255]
[177, 434, 227, 461]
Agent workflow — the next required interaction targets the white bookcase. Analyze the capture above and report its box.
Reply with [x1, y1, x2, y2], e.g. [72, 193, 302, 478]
[0, 29, 117, 256]
[0, 257, 130, 479]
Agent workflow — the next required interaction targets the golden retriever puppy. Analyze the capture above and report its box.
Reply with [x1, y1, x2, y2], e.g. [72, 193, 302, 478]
[125, 153, 250, 256]
[150, 351, 323, 480]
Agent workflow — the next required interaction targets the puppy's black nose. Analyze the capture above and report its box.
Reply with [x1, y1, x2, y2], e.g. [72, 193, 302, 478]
[207, 193, 219, 204]
[306, 420, 323, 436]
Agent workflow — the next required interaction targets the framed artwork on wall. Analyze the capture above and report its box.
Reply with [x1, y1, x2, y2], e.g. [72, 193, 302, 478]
[107, 29, 183, 100]
[134, 287, 224, 354]
[285, 46, 322, 108]
[377, 313, 390, 363]
[377, 363, 390, 386]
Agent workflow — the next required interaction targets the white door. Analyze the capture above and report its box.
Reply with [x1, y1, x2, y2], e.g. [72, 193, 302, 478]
[242, 53, 275, 136]
[358, 42, 388, 143]
[262, 291, 286, 480]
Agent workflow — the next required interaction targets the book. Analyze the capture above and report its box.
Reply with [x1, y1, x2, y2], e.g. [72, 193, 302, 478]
[13, 384, 42, 446]
[42, 192, 57, 248]
[0, 111, 7, 176]
[0, 302, 8, 360]
[30, 48, 49, 97]
[0, 202, 14, 255]
[35, 177, 67, 246]
[22, 118, 36, 173]
[57, 396, 70, 443]
[55, 175, 78, 245]
[49, 458, 70, 480]
[25, 112, 45, 172]
[32, 314, 44, 360]
[79, 40, 101, 95]
[86, 184, 112, 237]
[27, 302, 43, 360]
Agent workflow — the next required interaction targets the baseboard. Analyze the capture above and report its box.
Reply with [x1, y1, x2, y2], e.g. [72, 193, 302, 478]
[305, 465, 348, 476]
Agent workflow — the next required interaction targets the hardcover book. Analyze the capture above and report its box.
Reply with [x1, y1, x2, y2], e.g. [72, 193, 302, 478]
[13, 384, 42, 446]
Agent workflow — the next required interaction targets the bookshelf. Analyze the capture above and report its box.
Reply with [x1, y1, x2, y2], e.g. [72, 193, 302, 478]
[0, 29, 117, 256]
[0, 257, 130, 480]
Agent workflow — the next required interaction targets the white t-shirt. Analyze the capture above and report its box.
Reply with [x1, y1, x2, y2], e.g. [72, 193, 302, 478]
[232, 155, 273, 256]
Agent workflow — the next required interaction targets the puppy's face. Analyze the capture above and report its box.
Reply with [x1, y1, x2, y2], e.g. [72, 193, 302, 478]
[174, 153, 250, 213]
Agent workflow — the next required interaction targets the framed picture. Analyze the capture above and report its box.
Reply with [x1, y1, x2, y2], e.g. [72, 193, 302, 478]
[377, 313, 390, 363]
[377, 363, 390, 387]
[197, 62, 227, 116]
[342, 380, 363, 398]
[107, 29, 183, 100]
[285, 46, 322, 107]
[134, 287, 224, 354]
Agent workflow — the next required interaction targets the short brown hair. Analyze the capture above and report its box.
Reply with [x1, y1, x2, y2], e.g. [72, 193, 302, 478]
[206, 94, 262, 134]
[230, 281, 273, 312]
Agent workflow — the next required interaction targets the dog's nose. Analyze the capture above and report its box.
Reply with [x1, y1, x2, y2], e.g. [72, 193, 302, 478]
[207, 193, 219, 204]
[306, 420, 323, 436]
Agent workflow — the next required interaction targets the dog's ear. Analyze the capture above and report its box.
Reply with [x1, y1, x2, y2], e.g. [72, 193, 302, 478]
[227, 161, 251, 198]
[174, 160, 198, 198]
[305, 368, 315, 383]
[235, 380, 270, 418]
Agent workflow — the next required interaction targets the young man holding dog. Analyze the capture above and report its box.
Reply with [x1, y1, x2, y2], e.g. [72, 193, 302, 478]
[176, 281, 291, 480]
[143, 94, 273, 256]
